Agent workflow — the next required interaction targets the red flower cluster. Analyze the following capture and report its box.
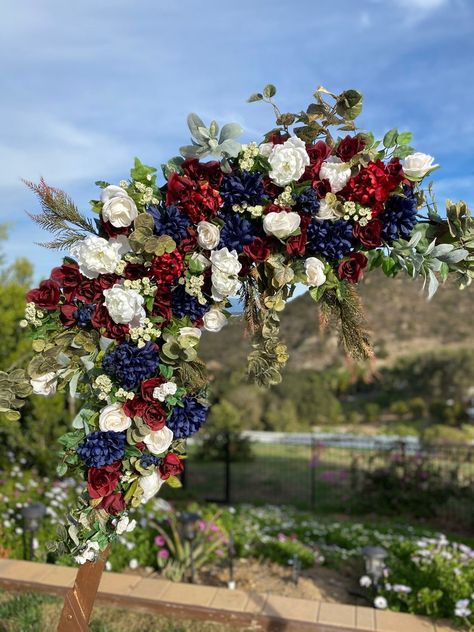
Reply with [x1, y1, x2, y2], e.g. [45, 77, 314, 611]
[342, 159, 404, 216]
[159, 453, 184, 479]
[150, 250, 184, 284]
[87, 460, 121, 499]
[166, 172, 222, 224]
[353, 220, 383, 249]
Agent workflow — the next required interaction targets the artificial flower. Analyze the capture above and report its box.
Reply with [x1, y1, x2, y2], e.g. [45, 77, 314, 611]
[197, 221, 220, 250]
[319, 156, 352, 193]
[98, 403, 132, 433]
[403, 152, 438, 179]
[70, 236, 123, 279]
[304, 257, 327, 287]
[263, 211, 301, 239]
[203, 309, 227, 332]
[267, 136, 310, 186]
[143, 426, 174, 455]
[103, 285, 146, 326]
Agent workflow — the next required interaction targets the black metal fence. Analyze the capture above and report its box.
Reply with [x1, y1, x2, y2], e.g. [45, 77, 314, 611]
[178, 432, 474, 530]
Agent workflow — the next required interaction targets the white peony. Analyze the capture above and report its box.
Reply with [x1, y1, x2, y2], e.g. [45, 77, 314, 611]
[197, 221, 220, 250]
[70, 236, 123, 279]
[319, 157, 351, 193]
[100, 185, 129, 204]
[203, 309, 227, 332]
[304, 258, 326, 287]
[103, 285, 145, 326]
[263, 211, 301, 239]
[152, 381, 177, 402]
[144, 426, 174, 455]
[139, 470, 164, 504]
[30, 372, 57, 397]
[115, 515, 137, 535]
[98, 402, 132, 433]
[210, 248, 242, 276]
[267, 136, 310, 186]
[102, 194, 138, 228]
[403, 152, 438, 179]
[211, 271, 241, 301]
[316, 198, 343, 222]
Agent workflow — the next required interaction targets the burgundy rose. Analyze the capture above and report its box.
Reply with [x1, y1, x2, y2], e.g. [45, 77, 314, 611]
[87, 461, 121, 499]
[152, 287, 173, 323]
[159, 453, 184, 480]
[353, 220, 383, 249]
[123, 263, 150, 280]
[100, 218, 130, 239]
[96, 274, 119, 291]
[123, 395, 148, 419]
[336, 135, 365, 162]
[90, 304, 129, 340]
[182, 158, 224, 189]
[143, 404, 167, 431]
[26, 279, 61, 310]
[141, 378, 165, 402]
[303, 141, 332, 180]
[265, 130, 287, 144]
[342, 159, 404, 217]
[60, 304, 78, 328]
[100, 492, 126, 515]
[50, 262, 82, 300]
[338, 252, 368, 284]
[262, 177, 282, 198]
[166, 172, 193, 207]
[178, 232, 198, 254]
[286, 232, 306, 256]
[75, 280, 102, 303]
[243, 237, 272, 263]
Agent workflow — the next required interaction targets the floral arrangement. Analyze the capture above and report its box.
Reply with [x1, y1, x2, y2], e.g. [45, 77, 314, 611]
[2, 84, 473, 562]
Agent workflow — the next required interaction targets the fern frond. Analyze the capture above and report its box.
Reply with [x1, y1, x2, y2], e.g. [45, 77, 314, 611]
[239, 275, 262, 337]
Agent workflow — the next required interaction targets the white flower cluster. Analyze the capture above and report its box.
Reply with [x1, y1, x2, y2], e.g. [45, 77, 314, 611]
[455, 598, 472, 618]
[133, 181, 159, 206]
[114, 388, 135, 401]
[210, 248, 242, 301]
[152, 381, 177, 402]
[93, 375, 113, 401]
[231, 202, 264, 217]
[274, 186, 295, 208]
[74, 540, 100, 565]
[183, 274, 206, 305]
[20, 302, 44, 328]
[123, 277, 156, 296]
[114, 514, 137, 535]
[342, 201, 372, 226]
[238, 142, 259, 170]
[129, 317, 161, 347]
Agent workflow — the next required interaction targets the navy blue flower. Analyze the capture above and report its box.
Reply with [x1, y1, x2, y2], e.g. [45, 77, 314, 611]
[219, 212, 257, 252]
[147, 205, 191, 242]
[294, 188, 320, 215]
[102, 341, 160, 391]
[307, 219, 354, 260]
[220, 171, 264, 208]
[171, 285, 209, 321]
[74, 304, 95, 328]
[167, 397, 208, 439]
[140, 453, 162, 468]
[381, 186, 418, 243]
[76, 431, 126, 468]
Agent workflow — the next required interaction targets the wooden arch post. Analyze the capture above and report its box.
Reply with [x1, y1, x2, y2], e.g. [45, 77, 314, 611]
[57, 546, 110, 631]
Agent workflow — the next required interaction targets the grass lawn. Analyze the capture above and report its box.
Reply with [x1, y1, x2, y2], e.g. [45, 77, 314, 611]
[0, 590, 248, 632]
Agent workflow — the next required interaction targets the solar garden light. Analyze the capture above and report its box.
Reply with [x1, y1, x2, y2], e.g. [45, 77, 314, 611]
[22, 502, 46, 560]
[361, 546, 387, 586]
[178, 511, 201, 584]
[289, 553, 301, 585]
[227, 529, 236, 590]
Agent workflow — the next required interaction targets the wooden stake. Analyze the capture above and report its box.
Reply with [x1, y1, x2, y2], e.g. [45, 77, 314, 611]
[57, 546, 110, 632]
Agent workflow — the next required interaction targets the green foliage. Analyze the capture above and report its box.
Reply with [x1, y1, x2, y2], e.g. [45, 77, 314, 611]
[195, 399, 253, 461]
[257, 537, 315, 569]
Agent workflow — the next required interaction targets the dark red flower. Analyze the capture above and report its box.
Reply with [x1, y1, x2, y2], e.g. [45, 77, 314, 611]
[100, 219, 131, 239]
[262, 177, 282, 198]
[303, 141, 332, 180]
[123, 395, 148, 419]
[166, 172, 222, 224]
[75, 279, 102, 303]
[159, 453, 184, 480]
[181, 158, 224, 189]
[100, 492, 126, 515]
[150, 251, 184, 284]
[143, 404, 167, 431]
[353, 220, 383, 249]
[338, 252, 368, 284]
[141, 378, 165, 402]
[342, 159, 404, 216]
[59, 304, 78, 328]
[50, 262, 82, 300]
[90, 304, 129, 340]
[87, 461, 121, 499]
[123, 263, 150, 280]
[265, 130, 287, 144]
[178, 232, 198, 254]
[286, 232, 306, 256]
[26, 279, 61, 310]
[336, 135, 365, 162]
[243, 237, 272, 263]
[152, 287, 173, 323]
[96, 274, 119, 291]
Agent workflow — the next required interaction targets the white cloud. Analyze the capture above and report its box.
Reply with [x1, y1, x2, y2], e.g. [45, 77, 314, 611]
[395, 0, 448, 10]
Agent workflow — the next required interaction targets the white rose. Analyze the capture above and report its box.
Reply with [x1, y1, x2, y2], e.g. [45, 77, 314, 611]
[268, 136, 310, 186]
[258, 142, 273, 158]
[316, 198, 343, 222]
[103, 285, 145, 326]
[144, 426, 174, 455]
[203, 309, 227, 332]
[30, 372, 57, 397]
[139, 471, 164, 504]
[100, 185, 129, 204]
[197, 221, 220, 250]
[210, 248, 242, 276]
[70, 236, 123, 279]
[98, 402, 132, 432]
[178, 327, 202, 348]
[263, 211, 301, 239]
[115, 515, 137, 535]
[403, 152, 438, 179]
[319, 157, 351, 193]
[102, 195, 138, 228]
[211, 271, 241, 301]
[304, 258, 326, 287]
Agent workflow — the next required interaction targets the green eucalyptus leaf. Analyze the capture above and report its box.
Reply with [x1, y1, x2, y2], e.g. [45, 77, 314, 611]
[396, 131, 413, 145]
[247, 93, 263, 103]
[263, 84, 277, 99]
[383, 128, 398, 148]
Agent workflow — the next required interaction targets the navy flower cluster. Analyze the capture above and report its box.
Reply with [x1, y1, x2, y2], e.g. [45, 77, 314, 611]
[102, 341, 160, 390]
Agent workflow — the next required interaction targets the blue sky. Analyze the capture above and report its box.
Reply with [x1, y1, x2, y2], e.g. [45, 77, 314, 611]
[1, 0, 473, 281]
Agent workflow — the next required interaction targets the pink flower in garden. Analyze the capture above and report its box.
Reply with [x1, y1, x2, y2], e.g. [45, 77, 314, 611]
[277, 533, 286, 542]
[198, 520, 206, 531]
[154, 535, 165, 547]
[216, 549, 225, 557]
[158, 549, 170, 559]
